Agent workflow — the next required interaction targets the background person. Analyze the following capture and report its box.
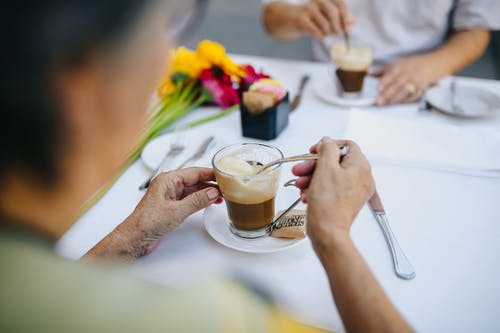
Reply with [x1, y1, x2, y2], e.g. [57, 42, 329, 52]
[1, 0, 411, 331]
[262, 0, 500, 105]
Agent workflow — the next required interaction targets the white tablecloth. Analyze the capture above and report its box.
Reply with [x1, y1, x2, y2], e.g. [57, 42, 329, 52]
[57, 55, 500, 333]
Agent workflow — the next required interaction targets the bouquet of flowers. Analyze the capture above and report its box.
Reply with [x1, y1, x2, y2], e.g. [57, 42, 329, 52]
[83, 40, 270, 212]
[130, 39, 270, 161]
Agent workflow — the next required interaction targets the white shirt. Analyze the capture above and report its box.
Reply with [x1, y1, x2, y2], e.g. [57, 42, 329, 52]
[263, 0, 500, 64]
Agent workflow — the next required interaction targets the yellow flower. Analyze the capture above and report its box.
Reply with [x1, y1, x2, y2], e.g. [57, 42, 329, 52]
[171, 46, 210, 78]
[157, 40, 246, 98]
[157, 78, 175, 98]
[197, 40, 245, 80]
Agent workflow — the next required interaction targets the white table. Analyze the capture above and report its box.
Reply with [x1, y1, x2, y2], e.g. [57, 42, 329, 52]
[57, 55, 500, 333]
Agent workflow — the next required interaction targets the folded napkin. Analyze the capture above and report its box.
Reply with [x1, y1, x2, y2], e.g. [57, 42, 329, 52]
[344, 111, 500, 177]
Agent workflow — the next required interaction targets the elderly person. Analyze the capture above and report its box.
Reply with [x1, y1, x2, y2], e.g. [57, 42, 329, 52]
[262, 0, 500, 105]
[0, 0, 412, 332]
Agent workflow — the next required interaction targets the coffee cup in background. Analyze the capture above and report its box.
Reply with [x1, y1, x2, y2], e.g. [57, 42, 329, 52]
[331, 43, 373, 98]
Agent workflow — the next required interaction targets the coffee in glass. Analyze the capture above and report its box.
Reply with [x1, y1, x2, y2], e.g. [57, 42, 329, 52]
[212, 143, 283, 238]
[331, 43, 373, 98]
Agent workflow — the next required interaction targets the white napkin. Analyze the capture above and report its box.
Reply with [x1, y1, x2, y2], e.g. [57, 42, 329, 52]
[343, 111, 500, 177]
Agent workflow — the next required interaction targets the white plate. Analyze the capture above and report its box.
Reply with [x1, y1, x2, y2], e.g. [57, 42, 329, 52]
[313, 75, 378, 107]
[203, 202, 305, 253]
[141, 130, 224, 171]
[426, 84, 500, 118]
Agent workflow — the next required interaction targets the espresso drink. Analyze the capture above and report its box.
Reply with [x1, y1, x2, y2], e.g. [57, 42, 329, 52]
[213, 153, 281, 235]
[225, 197, 275, 230]
[331, 43, 373, 96]
[335, 68, 367, 92]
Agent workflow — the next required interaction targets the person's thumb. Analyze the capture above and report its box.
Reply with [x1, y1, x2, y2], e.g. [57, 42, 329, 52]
[176, 187, 220, 220]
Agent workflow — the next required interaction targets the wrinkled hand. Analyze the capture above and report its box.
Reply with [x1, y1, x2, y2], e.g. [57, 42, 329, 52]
[121, 168, 222, 257]
[297, 0, 354, 39]
[375, 55, 435, 106]
[292, 137, 375, 245]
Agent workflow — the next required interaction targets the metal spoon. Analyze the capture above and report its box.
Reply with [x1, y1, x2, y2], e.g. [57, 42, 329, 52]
[343, 31, 350, 50]
[268, 179, 301, 233]
[256, 145, 350, 175]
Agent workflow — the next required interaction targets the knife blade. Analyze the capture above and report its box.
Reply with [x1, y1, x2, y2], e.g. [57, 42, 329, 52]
[176, 136, 215, 169]
[290, 75, 310, 111]
[368, 190, 416, 280]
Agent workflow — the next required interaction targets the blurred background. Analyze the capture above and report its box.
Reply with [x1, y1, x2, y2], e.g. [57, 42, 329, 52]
[185, 0, 500, 79]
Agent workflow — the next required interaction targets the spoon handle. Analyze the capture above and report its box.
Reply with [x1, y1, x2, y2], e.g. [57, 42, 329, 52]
[259, 145, 349, 173]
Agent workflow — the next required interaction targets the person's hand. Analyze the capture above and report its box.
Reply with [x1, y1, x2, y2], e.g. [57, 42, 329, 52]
[292, 137, 375, 247]
[119, 167, 222, 257]
[375, 55, 436, 106]
[296, 0, 354, 40]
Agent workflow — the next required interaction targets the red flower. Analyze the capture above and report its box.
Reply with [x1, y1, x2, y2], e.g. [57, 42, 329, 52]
[200, 67, 240, 107]
[240, 64, 271, 92]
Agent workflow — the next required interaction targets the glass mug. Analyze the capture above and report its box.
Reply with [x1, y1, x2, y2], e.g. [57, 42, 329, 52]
[212, 143, 283, 238]
[331, 42, 373, 98]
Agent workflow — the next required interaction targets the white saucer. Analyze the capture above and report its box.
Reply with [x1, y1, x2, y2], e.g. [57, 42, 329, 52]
[203, 202, 306, 253]
[313, 75, 378, 107]
[426, 84, 500, 118]
[141, 130, 224, 171]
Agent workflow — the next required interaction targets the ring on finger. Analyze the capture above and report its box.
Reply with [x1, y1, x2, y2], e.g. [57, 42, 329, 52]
[405, 82, 418, 96]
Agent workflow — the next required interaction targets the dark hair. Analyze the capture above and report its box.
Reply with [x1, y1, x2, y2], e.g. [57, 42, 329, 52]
[0, 1, 152, 185]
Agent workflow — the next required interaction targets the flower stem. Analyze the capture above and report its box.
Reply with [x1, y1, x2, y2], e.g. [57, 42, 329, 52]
[187, 104, 238, 128]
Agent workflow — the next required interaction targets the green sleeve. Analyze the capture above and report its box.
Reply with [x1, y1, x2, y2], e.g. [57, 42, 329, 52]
[0, 233, 329, 333]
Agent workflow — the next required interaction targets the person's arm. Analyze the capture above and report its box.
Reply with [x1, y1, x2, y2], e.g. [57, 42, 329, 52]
[82, 167, 221, 263]
[293, 137, 413, 332]
[315, 232, 413, 333]
[262, 0, 353, 41]
[377, 28, 490, 105]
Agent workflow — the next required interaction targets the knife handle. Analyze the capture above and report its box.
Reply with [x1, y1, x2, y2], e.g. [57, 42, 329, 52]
[138, 169, 159, 191]
[138, 159, 172, 191]
[373, 212, 416, 280]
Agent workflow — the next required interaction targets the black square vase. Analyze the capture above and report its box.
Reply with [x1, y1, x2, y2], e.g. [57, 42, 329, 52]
[240, 92, 290, 141]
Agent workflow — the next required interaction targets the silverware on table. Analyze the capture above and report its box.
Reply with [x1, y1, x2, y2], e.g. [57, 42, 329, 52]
[290, 75, 311, 111]
[451, 79, 465, 115]
[319, 40, 332, 61]
[176, 136, 215, 170]
[418, 98, 432, 113]
[138, 126, 187, 191]
[368, 191, 416, 280]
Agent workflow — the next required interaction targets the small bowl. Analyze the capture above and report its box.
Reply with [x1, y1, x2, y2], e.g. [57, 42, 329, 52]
[240, 92, 290, 141]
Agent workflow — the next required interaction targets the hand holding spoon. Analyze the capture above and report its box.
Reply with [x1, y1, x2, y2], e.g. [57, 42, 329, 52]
[267, 144, 350, 232]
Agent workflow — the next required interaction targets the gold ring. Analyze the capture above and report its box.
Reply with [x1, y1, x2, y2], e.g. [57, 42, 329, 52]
[405, 82, 417, 96]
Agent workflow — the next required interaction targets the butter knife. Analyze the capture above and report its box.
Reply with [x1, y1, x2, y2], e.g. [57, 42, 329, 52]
[176, 136, 215, 169]
[290, 75, 310, 111]
[368, 191, 416, 280]
[139, 144, 185, 191]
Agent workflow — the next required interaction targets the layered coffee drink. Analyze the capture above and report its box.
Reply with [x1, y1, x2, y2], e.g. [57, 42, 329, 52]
[331, 43, 373, 97]
[212, 143, 282, 238]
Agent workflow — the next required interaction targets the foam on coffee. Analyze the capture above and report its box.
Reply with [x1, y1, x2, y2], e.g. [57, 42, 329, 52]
[331, 43, 372, 71]
[215, 155, 279, 205]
